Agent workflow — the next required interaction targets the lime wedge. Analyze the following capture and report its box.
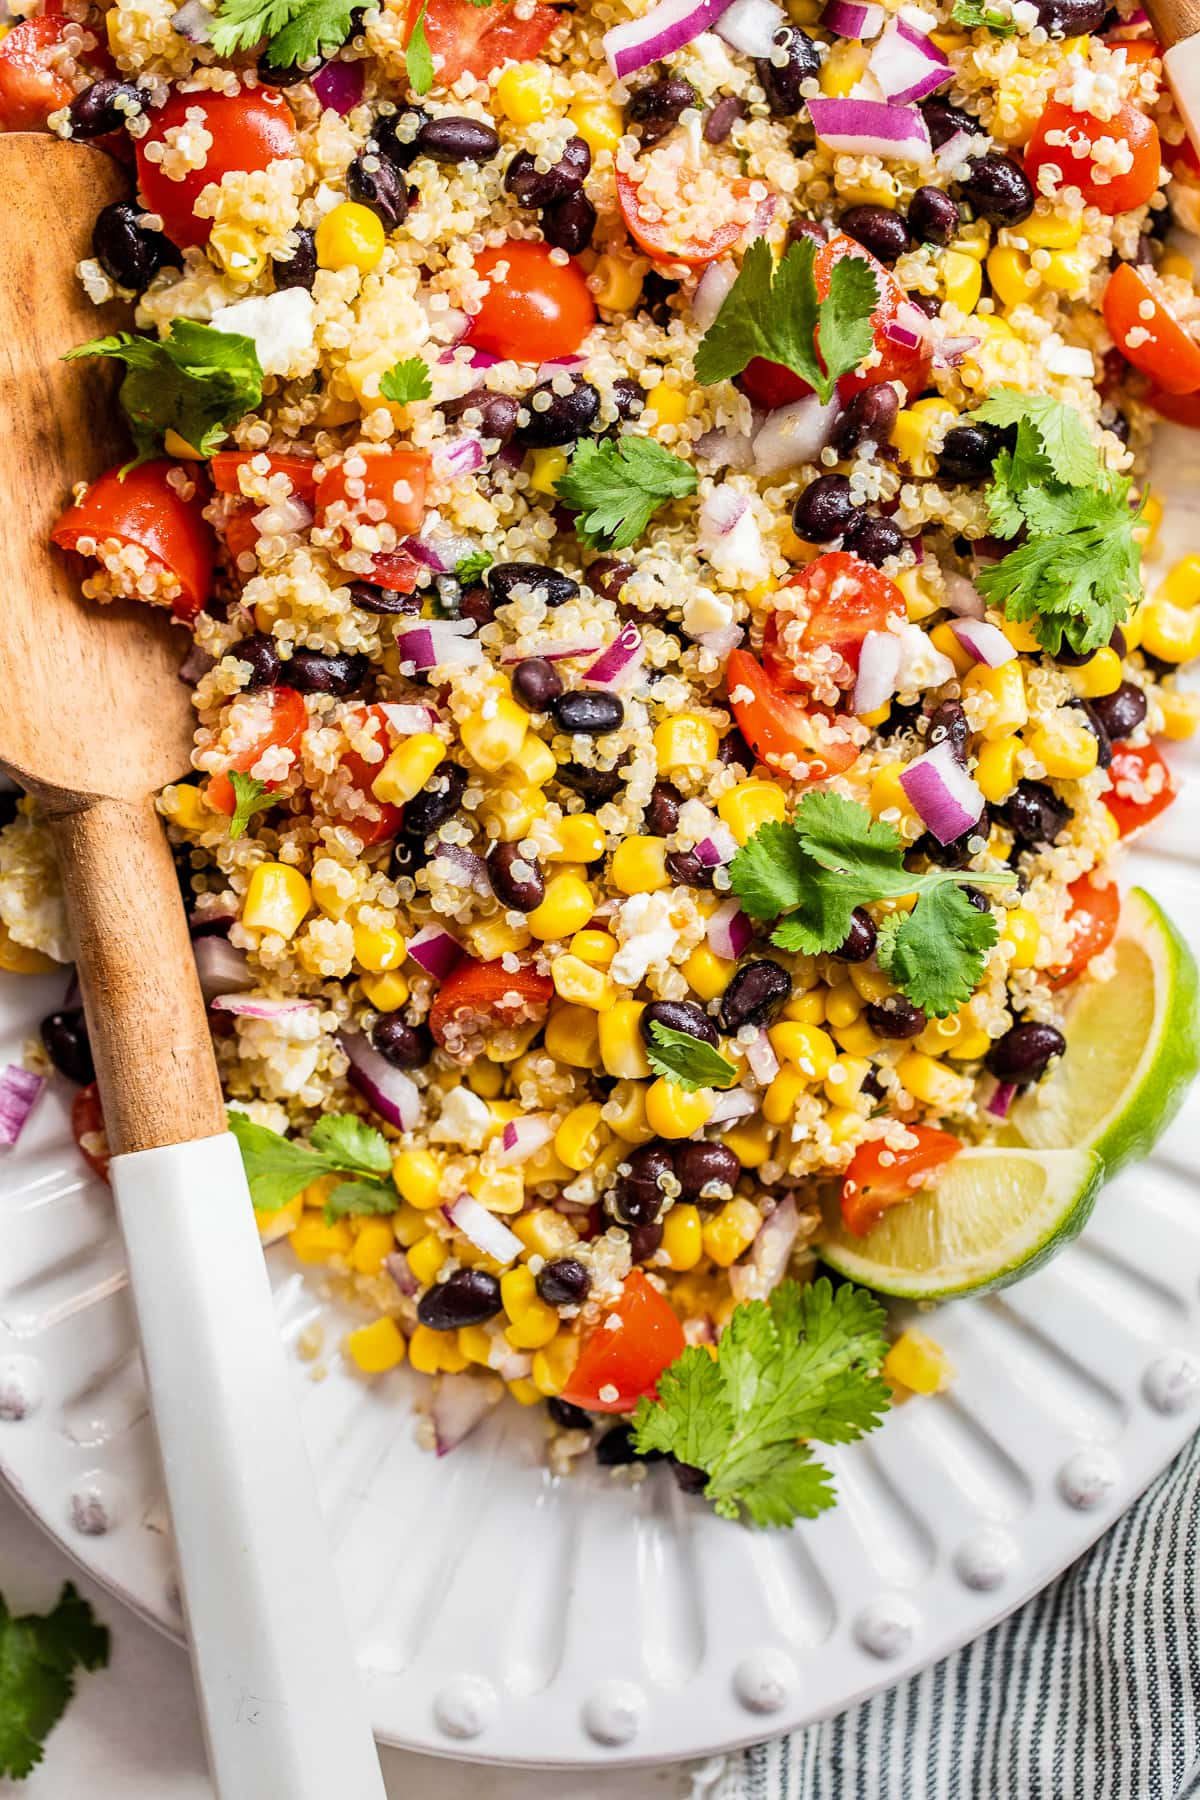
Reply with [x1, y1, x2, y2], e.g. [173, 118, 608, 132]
[817, 1146, 1103, 1300]
[1010, 887, 1199, 1175]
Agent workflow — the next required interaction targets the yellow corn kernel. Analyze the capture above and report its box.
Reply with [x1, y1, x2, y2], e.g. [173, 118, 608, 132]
[243, 862, 311, 939]
[679, 945, 733, 1002]
[346, 1316, 407, 1374]
[1135, 491, 1163, 554]
[1159, 688, 1200, 740]
[593, 1000, 648, 1080]
[361, 971, 410, 1013]
[610, 835, 670, 895]
[514, 735, 554, 788]
[1140, 599, 1200, 665]
[551, 952, 615, 1011]
[1066, 647, 1122, 700]
[407, 1231, 448, 1287]
[896, 567, 940, 623]
[824, 982, 863, 1029]
[842, 964, 887, 1005]
[315, 201, 385, 274]
[820, 39, 868, 94]
[646, 380, 686, 424]
[554, 1101, 607, 1172]
[208, 223, 266, 283]
[1001, 905, 1040, 970]
[947, 1016, 992, 1061]
[1002, 616, 1041, 653]
[371, 732, 444, 806]
[568, 97, 623, 155]
[645, 1079, 715, 1139]
[884, 1328, 953, 1394]
[782, 989, 827, 1025]
[495, 61, 552, 124]
[162, 782, 217, 833]
[290, 1213, 354, 1265]
[929, 620, 976, 676]
[963, 661, 1027, 740]
[654, 714, 720, 772]
[1021, 210, 1081, 249]
[824, 1054, 870, 1108]
[1025, 710, 1098, 779]
[1158, 248, 1194, 282]
[893, 402, 956, 478]
[457, 1324, 493, 1365]
[720, 1117, 773, 1168]
[1156, 553, 1200, 610]
[532, 1332, 579, 1397]
[390, 1202, 428, 1248]
[951, 220, 990, 261]
[256, 1192, 305, 1246]
[477, 786, 539, 844]
[512, 1206, 578, 1258]
[975, 735, 1020, 804]
[702, 1197, 762, 1267]
[459, 690, 528, 773]
[466, 1060, 505, 1103]
[347, 1218, 395, 1277]
[408, 1324, 468, 1375]
[896, 1051, 970, 1110]
[352, 923, 406, 973]
[528, 446, 569, 495]
[465, 1167, 525, 1217]
[1041, 249, 1089, 297]
[660, 1202, 703, 1271]
[762, 1066, 808, 1125]
[929, 26, 967, 49]
[546, 820, 602, 870]
[833, 1019, 884, 1057]
[768, 1021, 837, 1080]
[506, 1376, 541, 1404]
[860, 702, 891, 729]
[569, 930, 616, 969]
[717, 778, 787, 845]
[543, 1001, 600, 1070]
[597, 1084, 648, 1151]
[527, 872, 594, 942]
[590, 252, 643, 314]
[939, 249, 982, 313]
[500, 1266, 557, 1342]
[869, 763, 916, 820]
[0, 921, 58, 974]
[986, 245, 1034, 310]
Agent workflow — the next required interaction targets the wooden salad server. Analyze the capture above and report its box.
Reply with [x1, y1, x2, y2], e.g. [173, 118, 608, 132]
[1138, 0, 1200, 152]
[0, 134, 386, 1800]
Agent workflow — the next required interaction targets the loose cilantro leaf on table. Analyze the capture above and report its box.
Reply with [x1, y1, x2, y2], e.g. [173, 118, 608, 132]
[64, 323, 263, 471]
[380, 357, 433, 406]
[555, 436, 697, 551]
[406, 0, 434, 94]
[0, 1584, 109, 1780]
[646, 1023, 738, 1092]
[228, 1109, 395, 1219]
[950, 0, 1018, 35]
[632, 1278, 891, 1528]
[227, 772, 274, 841]
[693, 236, 878, 404]
[211, 0, 359, 66]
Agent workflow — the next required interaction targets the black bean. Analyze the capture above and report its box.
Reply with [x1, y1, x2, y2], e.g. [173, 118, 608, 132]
[840, 203, 910, 265]
[504, 134, 591, 206]
[370, 107, 428, 170]
[938, 423, 1001, 484]
[843, 515, 904, 565]
[417, 1268, 503, 1329]
[347, 149, 408, 229]
[40, 1010, 94, 1086]
[673, 1141, 740, 1203]
[830, 384, 899, 457]
[612, 1143, 674, 1227]
[963, 885, 990, 913]
[1110, 626, 1127, 657]
[960, 153, 1035, 225]
[907, 185, 960, 247]
[998, 780, 1071, 847]
[347, 580, 421, 615]
[1052, 638, 1092, 667]
[671, 1459, 709, 1493]
[720, 960, 792, 1032]
[986, 1021, 1066, 1083]
[1105, 409, 1132, 447]
[835, 907, 877, 962]
[791, 474, 862, 543]
[487, 841, 545, 912]
[641, 999, 719, 1048]
[645, 780, 681, 837]
[402, 763, 467, 837]
[627, 74, 696, 143]
[257, 49, 316, 85]
[787, 217, 828, 248]
[1089, 680, 1146, 742]
[542, 190, 596, 254]
[1071, 699, 1112, 769]
[865, 996, 927, 1039]
[611, 377, 644, 421]
[488, 562, 580, 605]
[665, 849, 713, 888]
[639, 269, 680, 325]
[922, 97, 983, 149]
[371, 1013, 429, 1068]
[515, 376, 600, 448]
[458, 584, 496, 629]
[1031, 0, 1106, 31]
[537, 1257, 592, 1306]
[754, 26, 821, 117]
[92, 200, 176, 292]
[719, 728, 754, 771]
[441, 387, 520, 444]
[415, 115, 500, 163]
[548, 1396, 593, 1430]
[68, 78, 145, 138]
[596, 1423, 664, 1464]
[916, 806, 989, 869]
[628, 1221, 664, 1262]
[390, 836, 427, 880]
[704, 95, 745, 143]
[230, 633, 281, 690]
[588, 557, 635, 600]
[550, 691, 625, 735]
[511, 657, 564, 712]
[908, 294, 941, 319]
[273, 227, 317, 292]
[927, 698, 969, 763]
[557, 760, 625, 802]
[284, 648, 369, 696]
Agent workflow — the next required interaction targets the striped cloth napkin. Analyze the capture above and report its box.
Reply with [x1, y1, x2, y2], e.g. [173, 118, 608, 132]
[709, 1431, 1200, 1800]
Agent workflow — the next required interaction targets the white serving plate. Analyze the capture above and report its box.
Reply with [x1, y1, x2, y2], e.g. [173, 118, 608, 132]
[2, 427, 1200, 1771]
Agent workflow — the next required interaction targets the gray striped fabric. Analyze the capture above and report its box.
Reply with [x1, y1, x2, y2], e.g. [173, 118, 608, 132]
[717, 1432, 1200, 1800]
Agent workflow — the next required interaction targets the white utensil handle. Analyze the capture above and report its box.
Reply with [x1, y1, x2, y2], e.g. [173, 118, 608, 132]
[111, 1132, 386, 1800]
[1167, 37, 1200, 154]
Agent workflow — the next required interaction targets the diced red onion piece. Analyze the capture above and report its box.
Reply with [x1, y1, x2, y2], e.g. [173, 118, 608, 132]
[696, 623, 745, 658]
[807, 96, 932, 163]
[852, 628, 901, 716]
[582, 622, 644, 689]
[178, 642, 215, 685]
[869, 14, 950, 104]
[385, 1250, 418, 1297]
[692, 259, 739, 331]
[745, 1028, 780, 1086]
[942, 572, 986, 619]
[339, 1030, 422, 1131]
[698, 484, 747, 536]
[602, 0, 738, 79]
[437, 346, 500, 369]
[683, 1314, 718, 1346]
[986, 1080, 1017, 1120]
[407, 925, 464, 979]
[823, 0, 885, 34]
[535, 356, 585, 383]
[934, 127, 979, 173]
[431, 843, 490, 895]
[494, 1113, 555, 1165]
[212, 992, 317, 1020]
[694, 830, 738, 868]
[378, 702, 441, 735]
[500, 641, 605, 664]
[431, 434, 485, 481]
[707, 1087, 757, 1126]
[752, 392, 841, 474]
[708, 898, 754, 961]
[882, 320, 922, 351]
[694, 427, 756, 471]
[931, 333, 981, 369]
[444, 1193, 523, 1264]
[62, 971, 82, 1011]
[171, 0, 213, 41]
[432, 1372, 500, 1455]
[0, 1065, 43, 1148]
[194, 937, 253, 1002]
[715, 0, 785, 54]
[402, 536, 451, 574]
[729, 1194, 801, 1302]
[395, 622, 483, 670]
[899, 739, 985, 845]
[950, 617, 1017, 669]
[312, 59, 364, 115]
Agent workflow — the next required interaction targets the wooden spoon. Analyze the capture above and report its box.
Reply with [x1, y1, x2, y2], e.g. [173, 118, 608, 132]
[0, 135, 385, 1800]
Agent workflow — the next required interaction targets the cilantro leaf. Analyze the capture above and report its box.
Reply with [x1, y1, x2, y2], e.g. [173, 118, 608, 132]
[322, 1181, 398, 1220]
[555, 436, 697, 552]
[0, 1584, 109, 1780]
[379, 357, 432, 405]
[790, 791, 907, 886]
[455, 549, 494, 585]
[65, 322, 263, 470]
[876, 884, 999, 1018]
[632, 1278, 891, 1529]
[211, 0, 358, 65]
[974, 391, 1095, 487]
[406, 0, 434, 94]
[310, 1112, 392, 1174]
[767, 875, 858, 957]
[726, 819, 815, 921]
[227, 772, 273, 841]
[227, 1110, 328, 1213]
[646, 1023, 738, 1091]
[228, 1109, 395, 1215]
[950, 0, 1018, 34]
[693, 236, 878, 405]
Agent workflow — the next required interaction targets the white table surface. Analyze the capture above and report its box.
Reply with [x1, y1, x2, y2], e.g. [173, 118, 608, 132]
[0, 1487, 717, 1799]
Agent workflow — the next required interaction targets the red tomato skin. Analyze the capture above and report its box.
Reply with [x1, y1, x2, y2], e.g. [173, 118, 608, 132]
[51, 459, 215, 622]
[209, 451, 317, 501]
[1049, 876, 1121, 990]
[328, 705, 404, 846]
[205, 686, 307, 815]
[368, 551, 423, 592]
[840, 1125, 962, 1237]
[1103, 264, 1200, 396]
[616, 168, 774, 268]
[727, 648, 860, 782]
[765, 552, 905, 689]
[1104, 741, 1176, 837]
[467, 242, 595, 362]
[1147, 385, 1200, 427]
[71, 1083, 111, 1182]
[428, 958, 554, 1061]
[0, 16, 104, 130]
[404, 0, 556, 85]
[1024, 98, 1160, 215]
[222, 503, 261, 571]
[561, 1270, 687, 1414]
[136, 88, 297, 249]
[314, 449, 429, 540]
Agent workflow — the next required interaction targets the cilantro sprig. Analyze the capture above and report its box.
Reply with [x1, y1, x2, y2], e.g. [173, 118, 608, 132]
[951, 0, 1018, 34]
[455, 549, 494, 585]
[380, 356, 432, 405]
[228, 1110, 396, 1219]
[65, 322, 263, 471]
[0, 1584, 109, 1780]
[211, 0, 361, 69]
[971, 391, 1143, 657]
[632, 1278, 891, 1528]
[728, 793, 1015, 1018]
[646, 1022, 737, 1092]
[406, 0, 434, 93]
[227, 772, 274, 841]
[555, 435, 697, 552]
[693, 235, 878, 403]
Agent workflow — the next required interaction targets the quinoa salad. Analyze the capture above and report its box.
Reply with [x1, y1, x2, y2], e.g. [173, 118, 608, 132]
[3, 0, 1200, 1524]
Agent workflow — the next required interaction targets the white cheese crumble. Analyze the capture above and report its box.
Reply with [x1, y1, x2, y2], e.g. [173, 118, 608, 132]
[210, 289, 317, 379]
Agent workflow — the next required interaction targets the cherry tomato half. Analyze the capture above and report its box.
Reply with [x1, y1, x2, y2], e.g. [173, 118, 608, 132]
[209, 450, 318, 502]
[0, 16, 106, 130]
[1104, 741, 1176, 837]
[136, 87, 297, 250]
[71, 1082, 111, 1183]
[205, 686, 308, 816]
[616, 160, 774, 268]
[840, 1125, 962, 1238]
[764, 552, 905, 690]
[323, 705, 405, 847]
[404, 0, 556, 86]
[727, 648, 861, 782]
[1049, 875, 1121, 990]
[314, 449, 429, 541]
[467, 241, 595, 363]
[1164, 134, 1200, 180]
[560, 1270, 686, 1414]
[1146, 384, 1200, 427]
[1103, 263, 1200, 396]
[51, 459, 215, 623]
[367, 550, 424, 592]
[1024, 97, 1160, 217]
[428, 957, 554, 1063]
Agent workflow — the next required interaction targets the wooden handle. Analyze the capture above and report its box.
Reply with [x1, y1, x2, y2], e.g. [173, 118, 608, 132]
[49, 798, 226, 1154]
[1145, 0, 1200, 49]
